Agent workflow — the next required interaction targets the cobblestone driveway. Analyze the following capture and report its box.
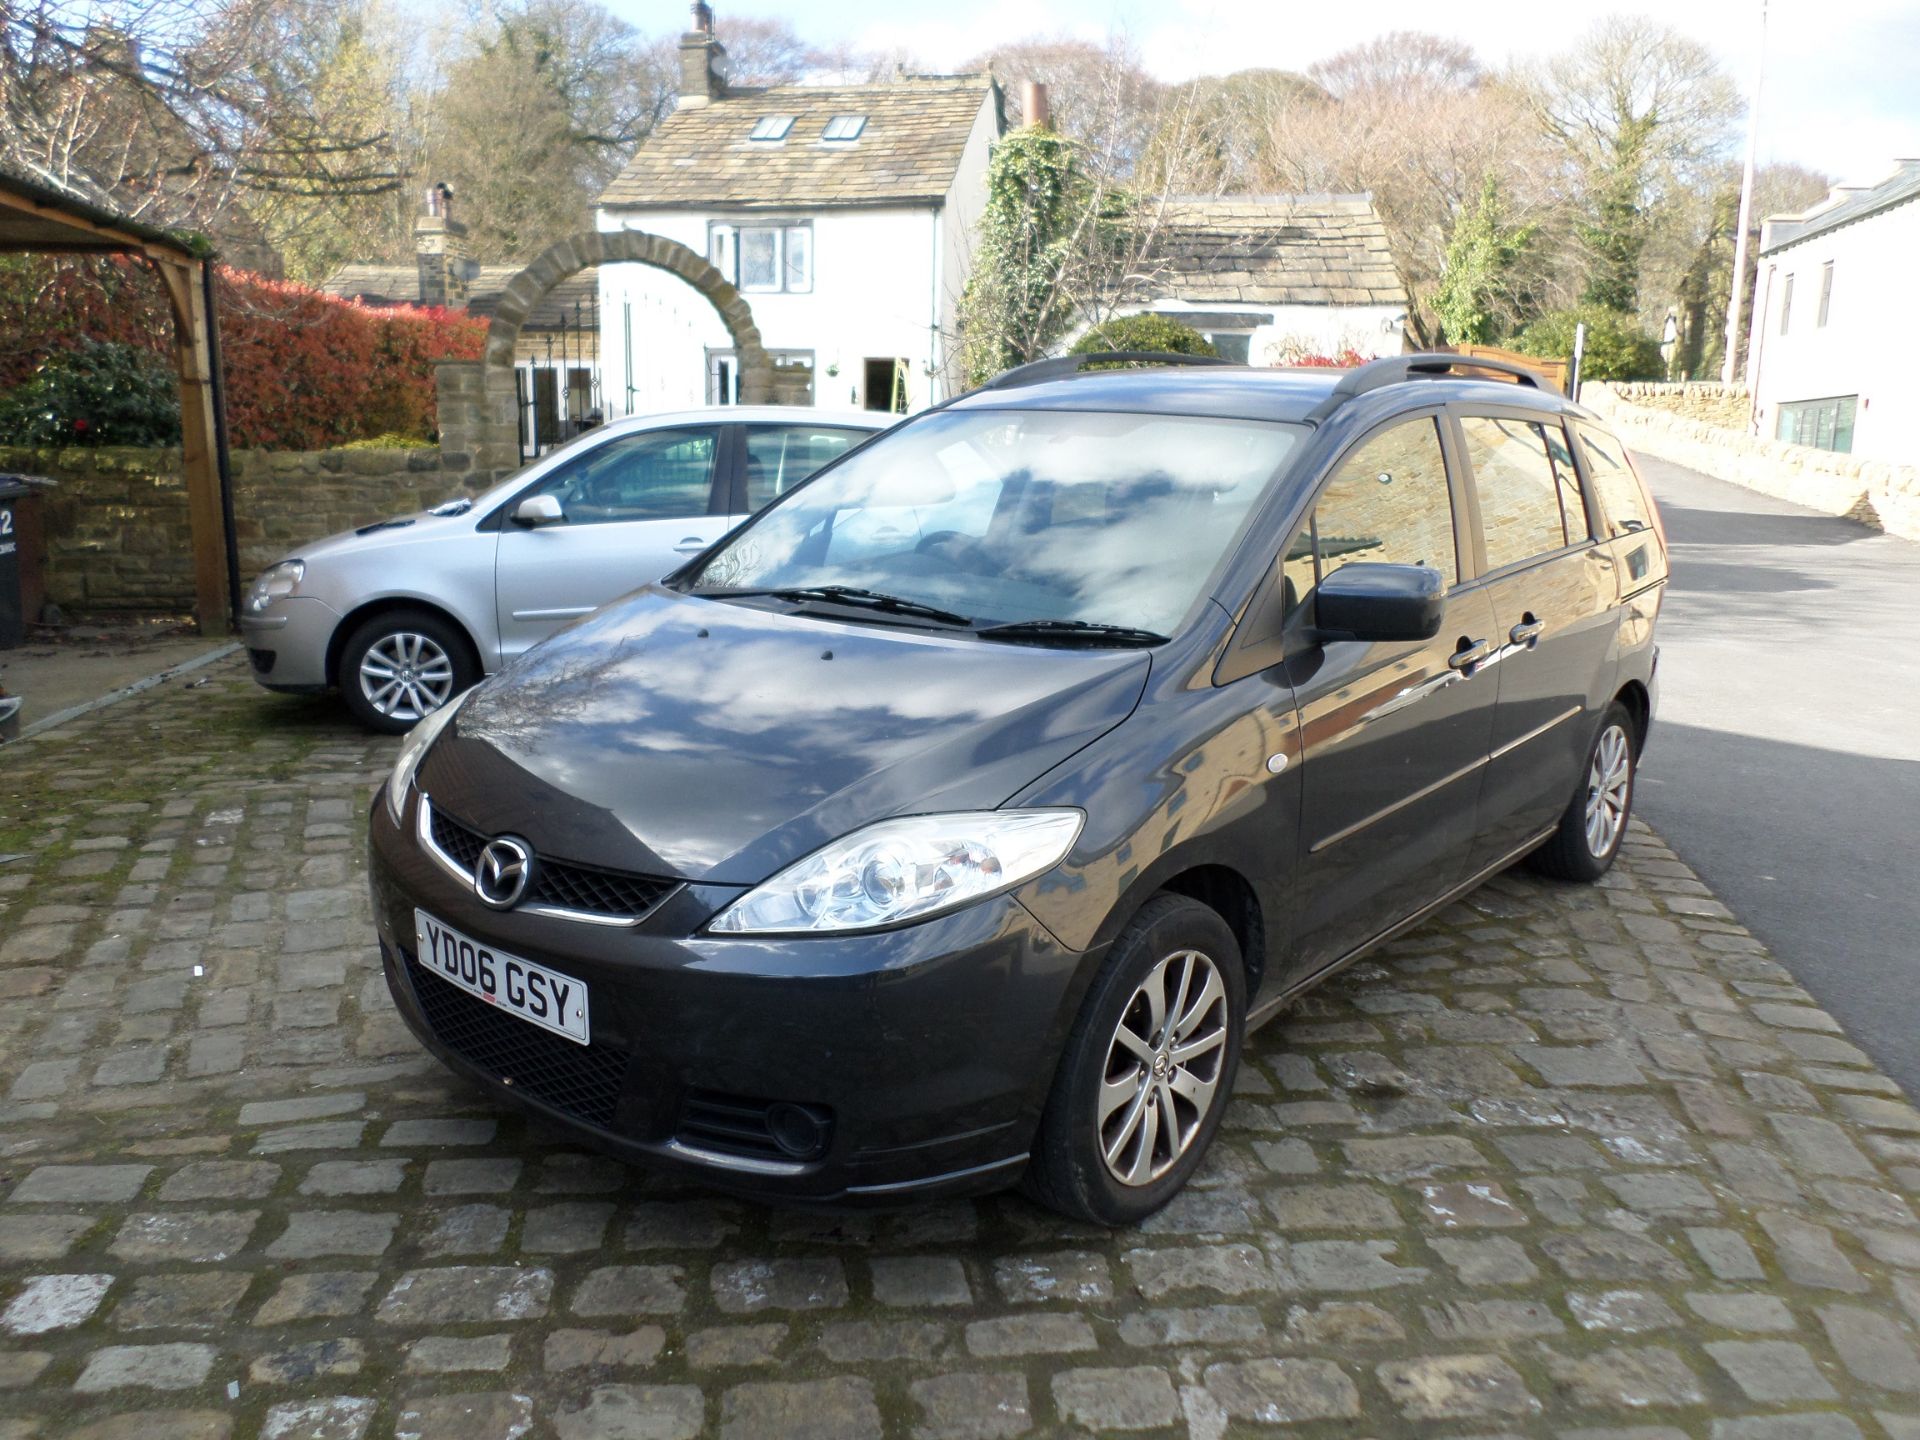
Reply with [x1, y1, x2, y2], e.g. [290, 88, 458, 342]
[5, 662, 1920, 1440]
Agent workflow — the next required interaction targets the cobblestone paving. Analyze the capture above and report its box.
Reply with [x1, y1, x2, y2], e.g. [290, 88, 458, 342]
[5, 661, 1920, 1440]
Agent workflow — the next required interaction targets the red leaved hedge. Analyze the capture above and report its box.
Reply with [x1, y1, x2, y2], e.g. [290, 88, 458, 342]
[0, 257, 485, 449]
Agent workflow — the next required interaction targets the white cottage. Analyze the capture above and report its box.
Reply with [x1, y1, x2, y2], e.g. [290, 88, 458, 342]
[1745, 159, 1920, 465]
[594, 5, 1001, 416]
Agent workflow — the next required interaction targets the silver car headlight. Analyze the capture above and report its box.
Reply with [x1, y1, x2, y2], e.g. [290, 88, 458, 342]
[245, 560, 305, 615]
[709, 810, 1084, 935]
[384, 687, 473, 825]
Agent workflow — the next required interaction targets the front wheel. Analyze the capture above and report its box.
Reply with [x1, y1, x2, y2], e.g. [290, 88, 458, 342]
[1023, 894, 1245, 1225]
[1527, 701, 1638, 882]
[337, 609, 478, 734]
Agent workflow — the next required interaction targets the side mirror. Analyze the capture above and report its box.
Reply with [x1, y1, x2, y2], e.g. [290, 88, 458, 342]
[1314, 562, 1445, 643]
[513, 494, 565, 527]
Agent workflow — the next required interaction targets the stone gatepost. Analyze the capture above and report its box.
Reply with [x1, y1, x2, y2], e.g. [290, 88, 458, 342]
[434, 359, 521, 490]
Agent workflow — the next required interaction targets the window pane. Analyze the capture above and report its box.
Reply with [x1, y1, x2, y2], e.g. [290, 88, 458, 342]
[1780, 274, 1794, 335]
[822, 114, 866, 140]
[1575, 425, 1651, 536]
[739, 229, 778, 290]
[1818, 262, 1834, 326]
[743, 425, 866, 509]
[750, 115, 794, 140]
[532, 428, 717, 525]
[1542, 422, 1590, 541]
[1461, 416, 1569, 569]
[1313, 417, 1456, 582]
[784, 226, 810, 292]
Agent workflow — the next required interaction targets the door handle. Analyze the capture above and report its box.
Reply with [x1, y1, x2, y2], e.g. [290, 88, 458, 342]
[1509, 617, 1546, 646]
[673, 536, 713, 554]
[1448, 638, 1492, 671]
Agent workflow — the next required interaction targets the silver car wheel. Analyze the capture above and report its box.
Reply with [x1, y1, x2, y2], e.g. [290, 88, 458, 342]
[358, 631, 455, 723]
[1584, 722, 1633, 857]
[1098, 948, 1230, 1187]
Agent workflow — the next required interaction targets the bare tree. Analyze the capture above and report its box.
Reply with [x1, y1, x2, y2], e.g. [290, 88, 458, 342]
[1522, 15, 1741, 313]
[967, 34, 1162, 175]
[0, 0, 409, 244]
[714, 14, 809, 87]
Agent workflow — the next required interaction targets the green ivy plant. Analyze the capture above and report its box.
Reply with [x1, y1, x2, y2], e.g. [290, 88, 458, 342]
[1432, 176, 1535, 347]
[957, 129, 1089, 387]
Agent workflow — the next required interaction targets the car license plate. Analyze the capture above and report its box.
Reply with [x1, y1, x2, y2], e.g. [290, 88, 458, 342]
[413, 909, 590, 1046]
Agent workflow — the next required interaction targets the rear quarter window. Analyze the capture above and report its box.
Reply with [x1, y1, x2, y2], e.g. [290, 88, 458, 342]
[1575, 425, 1654, 537]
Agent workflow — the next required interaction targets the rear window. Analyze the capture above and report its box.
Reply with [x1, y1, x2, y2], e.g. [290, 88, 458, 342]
[1575, 425, 1654, 536]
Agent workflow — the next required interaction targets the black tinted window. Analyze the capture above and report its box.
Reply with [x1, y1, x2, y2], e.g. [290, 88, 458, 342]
[1576, 425, 1654, 536]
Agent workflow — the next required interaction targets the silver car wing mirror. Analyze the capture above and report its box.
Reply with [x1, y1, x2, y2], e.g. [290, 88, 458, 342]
[512, 494, 566, 527]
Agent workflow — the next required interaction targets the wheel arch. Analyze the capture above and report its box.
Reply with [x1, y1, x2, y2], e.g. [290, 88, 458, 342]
[326, 596, 487, 690]
[1613, 679, 1651, 752]
[1154, 864, 1268, 999]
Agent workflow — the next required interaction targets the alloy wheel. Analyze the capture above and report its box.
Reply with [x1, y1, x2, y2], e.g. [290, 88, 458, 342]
[1098, 948, 1230, 1187]
[1584, 722, 1633, 857]
[358, 631, 455, 723]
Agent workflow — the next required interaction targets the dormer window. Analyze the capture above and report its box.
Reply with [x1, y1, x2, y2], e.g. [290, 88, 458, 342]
[822, 115, 867, 142]
[749, 115, 795, 142]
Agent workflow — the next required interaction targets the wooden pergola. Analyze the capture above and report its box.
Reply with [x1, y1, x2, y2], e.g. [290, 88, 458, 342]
[0, 170, 234, 632]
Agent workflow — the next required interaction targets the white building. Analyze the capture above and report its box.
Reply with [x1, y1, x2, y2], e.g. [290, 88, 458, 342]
[594, 6, 1000, 416]
[1745, 159, 1920, 465]
[1078, 195, 1408, 363]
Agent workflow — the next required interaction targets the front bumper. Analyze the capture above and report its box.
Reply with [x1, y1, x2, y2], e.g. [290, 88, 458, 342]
[368, 787, 1094, 1202]
[241, 595, 340, 692]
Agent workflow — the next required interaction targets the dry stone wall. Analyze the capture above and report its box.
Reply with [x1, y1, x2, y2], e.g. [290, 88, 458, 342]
[1583, 382, 1920, 543]
[0, 444, 468, 615]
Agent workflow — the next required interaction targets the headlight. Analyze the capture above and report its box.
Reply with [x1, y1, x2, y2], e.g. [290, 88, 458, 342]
[245, 560, 304, 615]
[709, 809, 1083, 935]
[384, 687, 473, 825]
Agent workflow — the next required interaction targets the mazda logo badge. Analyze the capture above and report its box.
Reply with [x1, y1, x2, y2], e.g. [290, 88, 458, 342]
[474, 836, 533, 909]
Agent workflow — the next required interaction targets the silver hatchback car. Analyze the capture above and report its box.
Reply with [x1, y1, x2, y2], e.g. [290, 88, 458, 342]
[241, 407, 882, 730]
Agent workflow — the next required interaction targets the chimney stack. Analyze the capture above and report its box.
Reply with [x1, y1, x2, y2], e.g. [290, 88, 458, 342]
[415, 183, 470, 309]
[679, 2, 727, 109]
[1021, 80, 1050, 130]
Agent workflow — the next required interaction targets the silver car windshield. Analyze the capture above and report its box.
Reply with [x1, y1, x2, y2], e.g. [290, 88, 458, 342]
[691, 409, 1304, 636]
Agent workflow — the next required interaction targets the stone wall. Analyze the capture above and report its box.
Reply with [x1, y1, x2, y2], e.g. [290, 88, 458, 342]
[1601, 382, 1754, 431]
[1583, 382, 1920, 544]
[1, 444, 467, 615]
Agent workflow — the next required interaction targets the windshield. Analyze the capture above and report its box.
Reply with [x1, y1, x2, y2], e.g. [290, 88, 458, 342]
[687, 408, 1304, 636]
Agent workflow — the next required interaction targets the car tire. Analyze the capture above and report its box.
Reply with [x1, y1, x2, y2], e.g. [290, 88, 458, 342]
[1526, 701, 1638, 882]
[337, 609, 478, 734]
[1023, 893, 1246, 1225]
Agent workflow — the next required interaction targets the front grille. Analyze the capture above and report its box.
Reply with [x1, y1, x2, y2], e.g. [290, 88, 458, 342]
[678, 1089, 832, 1163]
[402, 947, 629, 1129]
[427, 801, 676, 921]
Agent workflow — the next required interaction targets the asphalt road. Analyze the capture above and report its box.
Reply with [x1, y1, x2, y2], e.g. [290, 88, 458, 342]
[1632, 455, 1920, 1095]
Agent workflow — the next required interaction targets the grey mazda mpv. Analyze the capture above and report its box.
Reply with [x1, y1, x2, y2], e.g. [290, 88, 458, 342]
[368, 352, 1666, 1224]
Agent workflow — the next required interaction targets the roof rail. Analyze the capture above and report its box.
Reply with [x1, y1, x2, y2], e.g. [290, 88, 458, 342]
[977, 350, 1238, 392]
[1304, 351, 1561, 422]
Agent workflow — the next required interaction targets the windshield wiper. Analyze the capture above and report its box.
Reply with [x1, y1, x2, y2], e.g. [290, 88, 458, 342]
[696, 585, 975, 628]
[975, 618, 1168, 647]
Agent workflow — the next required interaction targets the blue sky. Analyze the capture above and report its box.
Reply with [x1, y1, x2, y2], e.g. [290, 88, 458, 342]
[609, 0, 1920, 187]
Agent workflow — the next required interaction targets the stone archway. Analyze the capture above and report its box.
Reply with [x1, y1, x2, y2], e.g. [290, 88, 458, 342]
[434, 228, 775, 486]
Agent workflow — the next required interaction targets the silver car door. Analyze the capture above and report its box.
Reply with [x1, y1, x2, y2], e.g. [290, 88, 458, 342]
[493, 425, 725, 661]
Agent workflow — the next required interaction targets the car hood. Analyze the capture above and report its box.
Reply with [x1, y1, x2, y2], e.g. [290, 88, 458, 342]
[282, 503, 479, 567]
[416, 587, 1150, 884]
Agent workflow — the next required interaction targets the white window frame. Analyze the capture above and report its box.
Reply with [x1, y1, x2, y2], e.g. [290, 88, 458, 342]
[822, 114, 867, 142]
[749, 115, 795, 142]
[707, 222, 813, 295]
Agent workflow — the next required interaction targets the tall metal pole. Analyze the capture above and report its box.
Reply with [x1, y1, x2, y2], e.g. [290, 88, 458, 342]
[1721, 0, 1768, 386]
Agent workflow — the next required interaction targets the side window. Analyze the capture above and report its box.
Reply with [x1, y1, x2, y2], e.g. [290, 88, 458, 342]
[743, 425, 867, 510]
[1574, 424, 1653, 536]
[1293, 414, 1457, 591]
[527, 428, 718, 525]
[1460, 415, 1573, 570]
